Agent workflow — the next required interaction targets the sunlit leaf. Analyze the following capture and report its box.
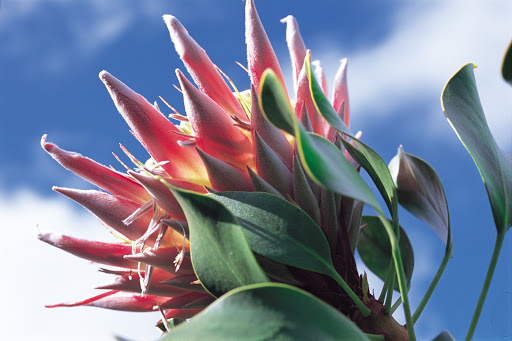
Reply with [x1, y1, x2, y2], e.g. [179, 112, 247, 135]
[164, 183, 269, 297]
[442, 64, 512, 233]
[259, 70, 380, 210]
[305, 55, 397, 218]
[358, 216, 414, 291]
[160, 283, 370, 341]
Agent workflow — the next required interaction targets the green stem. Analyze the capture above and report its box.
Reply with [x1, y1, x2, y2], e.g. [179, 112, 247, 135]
[412, 240, 452, 324]
[465, 231, 506, 341]
[378, 261, 394, 303]
[384, 272, 395, 314]
[379, 215, 416, 341]
[391, 296, 402, 314]
[331, 271, 371, 317]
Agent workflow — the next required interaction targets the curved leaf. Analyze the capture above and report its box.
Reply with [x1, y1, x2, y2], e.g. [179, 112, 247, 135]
[442, 64, 512, 233]
[209, 192, 334, 275]
[209, 191, 371, 317]
[160, 283, 370, 341]
[357, 216, 414, 291]
[305, 55, 397, 218]
[164, 182, 269, 297]
[502, 40, 512, 86]
[260, 68, 414, 333]
[343, 140, 398, 217]
[259, 70, 380, 210]
[388, 146, 451, 245]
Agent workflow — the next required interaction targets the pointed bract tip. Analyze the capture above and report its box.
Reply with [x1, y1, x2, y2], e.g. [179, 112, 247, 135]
[175, 68, 184, 79]
[280, 15, 293, 24]
[98, 70, 111, 82]
[40, 134, 57, 154]
[40, 134, 48, 148]
[163, 14, 188, 39]
[339, 58, 348, 65]
[163, 15, 182, 30]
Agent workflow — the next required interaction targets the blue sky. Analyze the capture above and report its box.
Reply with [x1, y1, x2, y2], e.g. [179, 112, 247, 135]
[1, 0, 511, 340]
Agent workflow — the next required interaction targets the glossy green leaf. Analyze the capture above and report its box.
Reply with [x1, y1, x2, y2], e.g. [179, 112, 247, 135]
[389, 146, 451, 245]
[305, 55, 397, 218]
[164, 183, 269, 297]
[442, 64, 512, 233]
[160, 283, 370, 341]
[260, 68, 413, 331]
[305, 56, 352, 136]
[209, 191, 335, 276]
[259, 69, 380, 211]
[502, 40, 512, 86]
[259, 71, 295, 135]
[209, 191, 371, 317]
[343, 140, 398, 217]
[358, 216, 414, 291]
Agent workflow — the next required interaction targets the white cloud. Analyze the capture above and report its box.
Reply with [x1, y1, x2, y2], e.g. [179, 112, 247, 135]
[0, 188, 162, 341]
[0, 0, 232, 74]
[314, 0, 512, 149]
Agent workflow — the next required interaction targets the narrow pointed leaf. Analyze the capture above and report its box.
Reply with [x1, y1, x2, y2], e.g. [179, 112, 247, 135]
[389, 147, 451, 245]
[357, 216, 414, 291]
[442, 63, 512, 232]
[160, 283, 370, 341]
[305, 55, 352, 136]
[163, 183, 269, 297]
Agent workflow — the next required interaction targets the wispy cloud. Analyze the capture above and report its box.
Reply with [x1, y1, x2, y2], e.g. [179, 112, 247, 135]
[0, 0, 223, 74]
[313, 0, 512, 148]
[0, 188, 162, 340]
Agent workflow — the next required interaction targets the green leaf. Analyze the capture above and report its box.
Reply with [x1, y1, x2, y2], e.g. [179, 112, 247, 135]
[305, 56, 352, 136]
[259, 69, 380, 211]
[209, 191, 371, 317]
[259, 71, 295, 135]
[260, 67, 413, 332]
[208, 191, 335, 276]
[388, 146, 451, 246]
[305, 55, 397, 218]
[442, 63, 512, 233]
[342, 140, 398, 218]
[358, 216, 414, 291]
[160, 283, 370, 341]
[163, 183, 269, 297]
[299, 131, 381, 209]
[502, 40, 512, 86]
[302, 56, 416, 338]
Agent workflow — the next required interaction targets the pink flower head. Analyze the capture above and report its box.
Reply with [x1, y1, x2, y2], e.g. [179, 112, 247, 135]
[40, 0, 355, 326]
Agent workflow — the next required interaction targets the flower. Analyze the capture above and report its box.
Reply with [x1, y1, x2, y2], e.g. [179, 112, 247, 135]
[40, 0, 359, 327]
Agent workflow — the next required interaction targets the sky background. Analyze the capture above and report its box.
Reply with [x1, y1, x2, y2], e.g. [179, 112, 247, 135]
[1, 0, 511, 340]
